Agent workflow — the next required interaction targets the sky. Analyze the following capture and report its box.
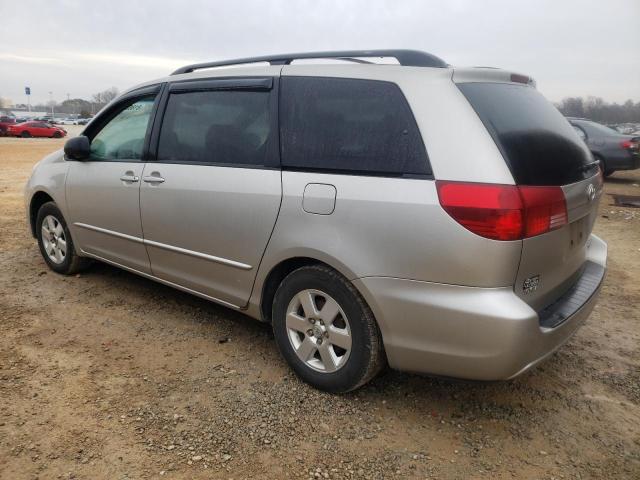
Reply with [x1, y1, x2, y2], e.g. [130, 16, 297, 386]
[1, 0, 639, 106]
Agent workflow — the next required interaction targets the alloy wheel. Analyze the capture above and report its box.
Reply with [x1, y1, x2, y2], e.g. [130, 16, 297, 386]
[285, 289, 352, 373]
[41, 215, 67, 264]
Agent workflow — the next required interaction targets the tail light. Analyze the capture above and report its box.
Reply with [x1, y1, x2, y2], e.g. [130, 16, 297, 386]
[621, 139, 639, 151]
[436, 181, 568, 241]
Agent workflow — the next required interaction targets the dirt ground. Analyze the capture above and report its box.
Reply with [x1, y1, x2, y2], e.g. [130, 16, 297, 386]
[1, 134, 639, 480]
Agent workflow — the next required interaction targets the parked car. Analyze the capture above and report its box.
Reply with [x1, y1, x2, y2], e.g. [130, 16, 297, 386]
[0, 115, 17, 136]
[25, 50, 607, 392]
[58, 118, 79, 125]
[568, 117, 640, 176]
[77, 118, 91, 125]
[8, 121, 66, 138]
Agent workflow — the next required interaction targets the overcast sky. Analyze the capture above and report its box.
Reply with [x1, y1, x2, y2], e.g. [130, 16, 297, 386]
[1, 0, 638, 106]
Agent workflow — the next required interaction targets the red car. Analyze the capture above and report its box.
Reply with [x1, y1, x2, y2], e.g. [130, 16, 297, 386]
[7, 121, 67, 138]
[0, 116, 16, 136]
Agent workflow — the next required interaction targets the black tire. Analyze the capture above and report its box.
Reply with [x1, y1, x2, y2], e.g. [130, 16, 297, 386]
[36, 201, 91, 275]
[52, 131, 62, 138]
[272, 265, 385, 393]
[21, 131, 31, 138]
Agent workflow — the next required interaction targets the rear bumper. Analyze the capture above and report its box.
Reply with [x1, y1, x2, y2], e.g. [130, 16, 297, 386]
[603, 150, 640, 170]
[354, 234, 607, 380]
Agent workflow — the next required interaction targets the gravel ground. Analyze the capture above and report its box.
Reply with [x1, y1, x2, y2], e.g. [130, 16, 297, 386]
[1, 135, 639, 479]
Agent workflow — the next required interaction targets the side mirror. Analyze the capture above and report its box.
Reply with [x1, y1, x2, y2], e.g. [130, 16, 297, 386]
[64, 135, 91, 161]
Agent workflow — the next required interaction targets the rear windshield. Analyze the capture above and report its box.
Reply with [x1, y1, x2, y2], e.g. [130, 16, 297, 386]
[458, 82, 598, 186]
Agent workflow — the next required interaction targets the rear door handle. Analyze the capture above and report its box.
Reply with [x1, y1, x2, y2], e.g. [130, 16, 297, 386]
[142, 175, 165, 184]
[119, 174, 139, 183]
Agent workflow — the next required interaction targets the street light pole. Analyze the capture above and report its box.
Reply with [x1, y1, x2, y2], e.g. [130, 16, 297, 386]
[49, 91, 54, 117]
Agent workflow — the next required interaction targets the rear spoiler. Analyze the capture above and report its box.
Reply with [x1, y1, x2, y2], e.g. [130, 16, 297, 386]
[452, 67, 536, 88]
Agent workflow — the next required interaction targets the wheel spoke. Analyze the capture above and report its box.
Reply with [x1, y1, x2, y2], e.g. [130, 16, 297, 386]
[54, 222, 63, 237]
[286, 312, 309, 333]
[296, 336, 317, 361]
[318, 344, 338, 373]
[41, 225, 51, 236]
[47, 216, 56, 231]
[319, 297, 341, 324]
[57, 238, 67, 254]
[298, 291, 319, 318]
[328, 327, 352, 350]
[54, 247, 63, 263]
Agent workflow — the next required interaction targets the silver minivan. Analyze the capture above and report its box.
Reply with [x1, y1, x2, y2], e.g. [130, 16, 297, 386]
[25, 50, 607, 392]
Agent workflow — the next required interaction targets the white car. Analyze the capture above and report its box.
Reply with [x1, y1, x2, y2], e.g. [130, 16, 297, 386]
[58, 118, 79, 125]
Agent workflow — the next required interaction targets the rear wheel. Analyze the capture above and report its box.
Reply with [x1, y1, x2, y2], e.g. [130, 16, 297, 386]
[36, 202, 91, 275]
[21, 131, 31, 138]
[272, 265, 385, 393]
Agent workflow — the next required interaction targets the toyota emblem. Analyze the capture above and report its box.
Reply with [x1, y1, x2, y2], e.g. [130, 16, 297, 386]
[586, 183, 596, 202]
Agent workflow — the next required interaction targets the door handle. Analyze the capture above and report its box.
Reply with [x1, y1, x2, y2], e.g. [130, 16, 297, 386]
[119, 174, 139, 183]
[142, 175, 165, 184]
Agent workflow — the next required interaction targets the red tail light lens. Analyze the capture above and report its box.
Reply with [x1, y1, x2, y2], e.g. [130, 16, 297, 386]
[518, 186, 568, 237]
[436, 181, 567, 241]
[621, 140, 639, 151]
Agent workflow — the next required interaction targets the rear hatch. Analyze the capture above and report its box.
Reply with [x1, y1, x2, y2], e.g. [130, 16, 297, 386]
[455, 75, 602, 311]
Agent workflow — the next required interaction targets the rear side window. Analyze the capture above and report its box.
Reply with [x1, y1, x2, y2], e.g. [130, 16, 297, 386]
[458, 83, 597, 186]
[280, 77, 430, 176]
[158, 90, 270, 166]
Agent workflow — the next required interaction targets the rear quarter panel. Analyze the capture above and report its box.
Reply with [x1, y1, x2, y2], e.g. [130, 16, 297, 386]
[254, 171, 522, 289]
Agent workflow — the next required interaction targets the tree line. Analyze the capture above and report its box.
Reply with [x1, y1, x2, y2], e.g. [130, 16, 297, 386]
[3, 87, 120, 117]
[3, 89, 640, 124]
[556, 97, 640, 124]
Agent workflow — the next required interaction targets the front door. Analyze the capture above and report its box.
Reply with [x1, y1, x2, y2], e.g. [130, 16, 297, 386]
[66, 93, 159, 274]
[140, 78, 281, 307]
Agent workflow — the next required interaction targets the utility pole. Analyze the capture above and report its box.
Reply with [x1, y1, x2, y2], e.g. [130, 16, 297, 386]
[49, 91, 54, 117]
[25, 86, 31, 113]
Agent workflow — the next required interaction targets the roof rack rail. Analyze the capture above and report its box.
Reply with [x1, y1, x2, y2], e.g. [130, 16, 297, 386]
[171, 49, 448, 75]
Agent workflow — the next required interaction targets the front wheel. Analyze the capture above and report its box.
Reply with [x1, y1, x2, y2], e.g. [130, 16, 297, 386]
[36, 201, 91, 274]
[272, 265, 385, 392]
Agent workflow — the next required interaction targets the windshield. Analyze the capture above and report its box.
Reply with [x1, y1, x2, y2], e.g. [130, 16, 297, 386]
[458, 82, 598, 186]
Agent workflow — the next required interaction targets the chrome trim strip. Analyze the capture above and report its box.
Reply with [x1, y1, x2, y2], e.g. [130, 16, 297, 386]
[79, 250, 243, 310]
[74, 222, 144, 244]
[143, 239, 252, 270]
[74, 222, 252, 271]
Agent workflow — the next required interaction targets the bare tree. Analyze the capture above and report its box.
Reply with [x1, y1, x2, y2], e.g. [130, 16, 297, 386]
[558, 96, 640, 123]
[91, 87, 119, 107]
